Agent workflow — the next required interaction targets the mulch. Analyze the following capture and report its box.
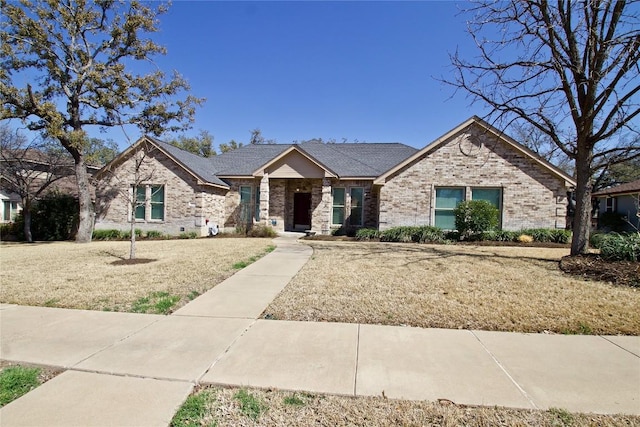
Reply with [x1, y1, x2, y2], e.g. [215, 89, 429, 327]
[559, 254, 639, 287]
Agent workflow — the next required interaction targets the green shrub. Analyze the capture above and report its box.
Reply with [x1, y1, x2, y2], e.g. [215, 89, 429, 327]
[331, 226, 358, 237]
[590, 231, 608, 249]
[247, 224, 277, 238]
[355, 228, 380, 241]
[550, 229, 572, 244]
[179, 232, 198, 239]
[596, 232, 640, 262]
[145, 230, 163, 239]
[12, 193, 79, 241]
[454, 200, 499, 239]
[481, 230, 518, 242]
[379, 226, 446, 243]
[92, 229, 122, 240]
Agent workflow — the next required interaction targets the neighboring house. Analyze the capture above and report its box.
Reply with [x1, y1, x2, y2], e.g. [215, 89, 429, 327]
[0, 149, 83, 224]
[592, 179, 640, 232]
[94, 116, 576, 236]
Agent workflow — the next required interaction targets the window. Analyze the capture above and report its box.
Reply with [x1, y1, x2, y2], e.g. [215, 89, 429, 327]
[605, 197, 616, 213]
[134, 186, 146, 220]
[239, 186, 252, 223]
[349, 187, 364, 226]
[132, 185, 165, 222]
[150, 185, 164, 220]
[2, 200, 18, 222]
[332, 188, 345, 225]
[434, 187, 464, 229]
[472, 187, 502, 225]
[255, 187, 261, 221]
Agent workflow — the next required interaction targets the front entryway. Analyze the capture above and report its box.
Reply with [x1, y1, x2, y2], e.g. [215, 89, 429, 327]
[293, 192, 311, 230]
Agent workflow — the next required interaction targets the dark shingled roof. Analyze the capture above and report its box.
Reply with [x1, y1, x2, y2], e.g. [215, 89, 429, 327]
[592, 179, 640, 196]
[211, 142, 418, 177]
[147, 137, 419, 183]
[148, 137, 230, 188]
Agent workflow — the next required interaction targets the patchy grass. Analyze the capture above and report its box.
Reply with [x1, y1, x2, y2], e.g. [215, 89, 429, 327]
[172, 386, 639, 426]
[0, 239, 273, 313]
[0, 362, 63, 407]
[264, 241, 640, 335]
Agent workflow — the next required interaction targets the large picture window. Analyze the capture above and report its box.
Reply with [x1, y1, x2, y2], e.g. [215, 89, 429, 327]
[332, 188, 345, 225]
[349, 187, 364, 226]
[434, 187, 464, 229]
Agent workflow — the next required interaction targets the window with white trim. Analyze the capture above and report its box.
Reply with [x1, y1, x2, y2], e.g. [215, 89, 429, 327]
[132, 185, 165, 222]
[349, 187, 364, 226]
[2, 200, 19, 222]
[605, 197, 616, 213]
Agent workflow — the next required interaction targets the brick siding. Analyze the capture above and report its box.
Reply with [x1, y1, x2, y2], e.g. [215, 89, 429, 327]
[379, 127, 569, 231]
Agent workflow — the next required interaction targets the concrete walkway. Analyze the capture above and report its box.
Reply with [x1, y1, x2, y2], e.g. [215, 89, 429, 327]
[1, 234, 639, 426]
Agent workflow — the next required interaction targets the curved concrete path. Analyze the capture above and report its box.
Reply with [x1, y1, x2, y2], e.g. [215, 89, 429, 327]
[1, 233, 639, 426]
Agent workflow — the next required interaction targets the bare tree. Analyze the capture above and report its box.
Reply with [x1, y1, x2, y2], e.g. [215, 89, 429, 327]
[0, 125, 73, 242]
[445, 0, 640, 255]
[98, 143, 157, 259]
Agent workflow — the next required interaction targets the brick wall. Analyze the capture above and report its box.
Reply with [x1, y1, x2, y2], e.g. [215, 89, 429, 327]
[95, 148, 226, 236]
[379, 126, 569, 231]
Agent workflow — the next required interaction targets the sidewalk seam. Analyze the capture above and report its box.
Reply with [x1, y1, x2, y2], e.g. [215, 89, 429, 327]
[68, 316, 164, 369]
[353, 324, 361, 396]
[599, 335, 640, 358]
[469, 330, 539, 410]
[196, 319, 258, 385]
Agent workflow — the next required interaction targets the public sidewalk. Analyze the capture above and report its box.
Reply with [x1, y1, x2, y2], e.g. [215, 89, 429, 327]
[0, 234, 639, 426]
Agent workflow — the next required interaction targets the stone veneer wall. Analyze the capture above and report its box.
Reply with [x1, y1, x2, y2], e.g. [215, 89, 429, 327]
[379, 127, 569, 231]
[95, 148, 226, 236]
[222, 178, 261, 229]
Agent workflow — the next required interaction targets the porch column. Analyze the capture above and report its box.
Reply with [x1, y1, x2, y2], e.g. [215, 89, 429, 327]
[260, 173, 270, 226]
[320, 177, 332, 234]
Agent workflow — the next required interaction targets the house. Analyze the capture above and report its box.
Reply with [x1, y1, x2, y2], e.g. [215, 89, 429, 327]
[94, 116, 576, 236]
[0, 149, 82, 224]
[592, 179, 640, 232]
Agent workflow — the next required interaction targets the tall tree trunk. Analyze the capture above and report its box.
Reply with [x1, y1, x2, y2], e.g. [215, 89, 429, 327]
[22, 198, 33, 243]
[75, 156, 94, 243]
[570, 145, 593, 255]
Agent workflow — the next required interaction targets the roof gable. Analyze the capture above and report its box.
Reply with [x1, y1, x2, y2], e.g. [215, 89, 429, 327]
[253, 146, 336, 178]
[96, 136, 229, 189]
[374, 116, 576, 186]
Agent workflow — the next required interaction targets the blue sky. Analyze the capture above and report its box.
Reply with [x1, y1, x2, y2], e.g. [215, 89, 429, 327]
[100, 0, 488, 152]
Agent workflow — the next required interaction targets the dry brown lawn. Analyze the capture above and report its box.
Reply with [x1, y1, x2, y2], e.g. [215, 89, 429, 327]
[176, 386, 640, 427]
[0, 238, 273, 312]
[264, 241, 640, 335]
